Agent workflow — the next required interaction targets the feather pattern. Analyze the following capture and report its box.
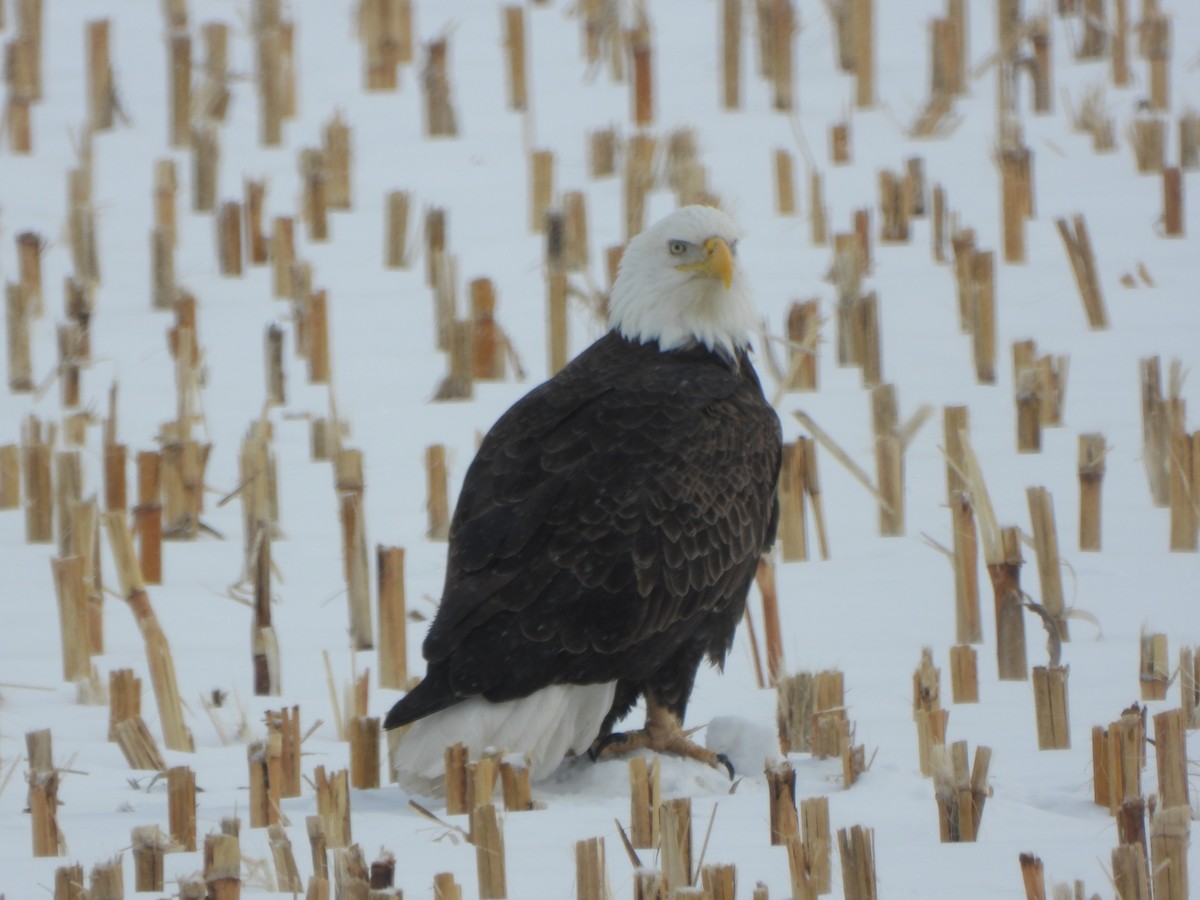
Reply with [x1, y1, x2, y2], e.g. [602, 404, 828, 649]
[386, 335, 780, 726]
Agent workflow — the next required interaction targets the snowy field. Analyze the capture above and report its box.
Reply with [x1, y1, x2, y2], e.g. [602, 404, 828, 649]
[0, 0, 1198, 897]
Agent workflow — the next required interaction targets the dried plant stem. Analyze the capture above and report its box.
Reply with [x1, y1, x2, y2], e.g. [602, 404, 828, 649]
[103, 512, 194, 752]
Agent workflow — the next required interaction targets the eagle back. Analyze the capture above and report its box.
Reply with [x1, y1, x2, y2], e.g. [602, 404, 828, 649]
[422, 332, 782, 695]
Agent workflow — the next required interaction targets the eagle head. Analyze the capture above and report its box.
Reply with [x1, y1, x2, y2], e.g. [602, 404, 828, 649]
[608, 205, 756, 356]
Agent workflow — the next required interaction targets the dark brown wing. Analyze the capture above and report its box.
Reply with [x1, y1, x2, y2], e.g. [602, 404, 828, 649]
[384, 333, 781, 727]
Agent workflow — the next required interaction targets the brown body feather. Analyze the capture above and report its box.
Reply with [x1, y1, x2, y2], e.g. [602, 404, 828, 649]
[384, 331, 781, 741]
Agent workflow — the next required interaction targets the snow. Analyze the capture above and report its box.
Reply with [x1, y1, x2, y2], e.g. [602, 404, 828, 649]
[1, 0, 1198, 897]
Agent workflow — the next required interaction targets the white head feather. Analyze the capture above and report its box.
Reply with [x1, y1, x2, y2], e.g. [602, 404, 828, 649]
[608, 205, 757, 355]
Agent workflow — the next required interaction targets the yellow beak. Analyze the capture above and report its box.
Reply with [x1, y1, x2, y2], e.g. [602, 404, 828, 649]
[677, 237, 734, 289]
[700, 237, 734, 290]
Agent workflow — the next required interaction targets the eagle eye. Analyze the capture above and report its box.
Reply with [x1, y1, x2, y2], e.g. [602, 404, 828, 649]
[668, 239, 690, 257]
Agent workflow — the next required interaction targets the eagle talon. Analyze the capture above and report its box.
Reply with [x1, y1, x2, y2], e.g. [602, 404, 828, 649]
[588, 731, 629, 762]
[715, 752, 735, 779]
[588, 703, 735, 781]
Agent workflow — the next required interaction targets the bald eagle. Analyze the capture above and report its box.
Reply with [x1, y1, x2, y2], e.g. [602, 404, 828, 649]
[385, 205, 782, 791]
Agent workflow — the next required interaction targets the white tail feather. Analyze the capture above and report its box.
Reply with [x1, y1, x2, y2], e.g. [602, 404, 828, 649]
[391, 682, 617, 795]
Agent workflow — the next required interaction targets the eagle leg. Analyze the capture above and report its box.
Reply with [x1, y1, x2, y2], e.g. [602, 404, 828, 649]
[588, 696, 734, 778]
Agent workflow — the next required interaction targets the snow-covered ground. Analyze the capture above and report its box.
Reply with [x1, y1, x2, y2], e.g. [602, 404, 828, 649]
[1, 1, 1197, 897]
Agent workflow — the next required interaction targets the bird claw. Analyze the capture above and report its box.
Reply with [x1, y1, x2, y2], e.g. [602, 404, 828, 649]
[588, 731, 734, 779]
[587, 731, 629, 762]
[715, 752, 735, 780]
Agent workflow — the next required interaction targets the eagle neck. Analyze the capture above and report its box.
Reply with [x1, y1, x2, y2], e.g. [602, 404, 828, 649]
[612, 331, 748, 375]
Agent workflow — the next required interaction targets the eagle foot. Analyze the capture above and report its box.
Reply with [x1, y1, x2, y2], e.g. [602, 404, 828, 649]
[588, 724, 735, 779]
